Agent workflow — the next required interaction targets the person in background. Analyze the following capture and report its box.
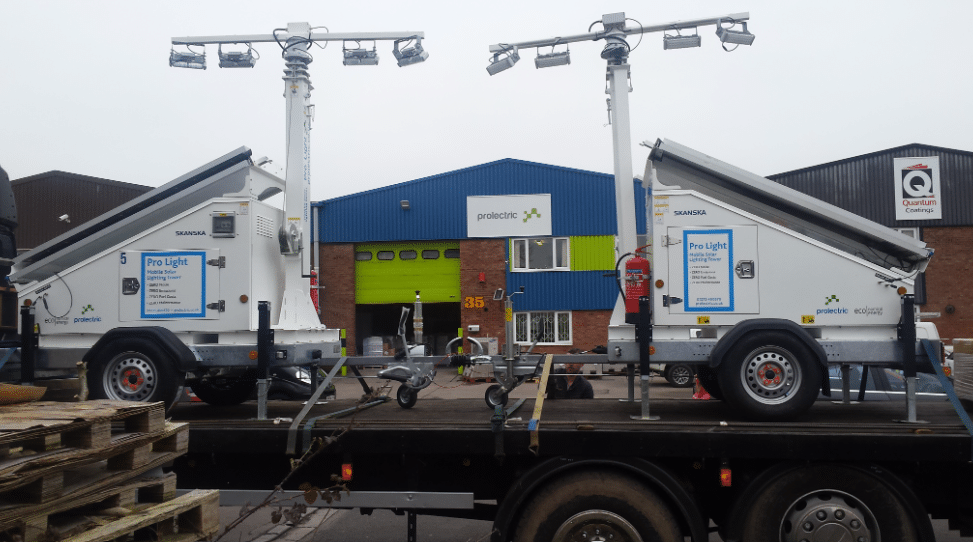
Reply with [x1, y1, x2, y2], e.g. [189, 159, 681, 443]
[547, 361, 594, 399]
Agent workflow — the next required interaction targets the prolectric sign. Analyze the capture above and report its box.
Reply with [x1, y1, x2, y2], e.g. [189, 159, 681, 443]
[467, 194, 552, 238]
[894, 157, 941, 220]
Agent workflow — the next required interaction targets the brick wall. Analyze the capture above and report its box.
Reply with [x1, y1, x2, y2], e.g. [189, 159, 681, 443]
[921, 226, 973, 344]
[459, 239, 508, 352]
[318, 244, 358, 355]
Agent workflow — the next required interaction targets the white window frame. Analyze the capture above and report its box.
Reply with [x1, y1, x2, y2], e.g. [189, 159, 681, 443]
[514, 311, 572, 345]
[511, 237, 570, 272]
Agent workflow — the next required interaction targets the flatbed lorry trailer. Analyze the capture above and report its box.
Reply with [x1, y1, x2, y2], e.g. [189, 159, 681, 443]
[169, 384, 973, 542]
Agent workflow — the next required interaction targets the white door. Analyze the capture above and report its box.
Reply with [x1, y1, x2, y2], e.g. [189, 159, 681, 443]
[119, 250, 222, 321]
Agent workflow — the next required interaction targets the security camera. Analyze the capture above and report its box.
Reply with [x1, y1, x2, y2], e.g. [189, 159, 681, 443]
[58, 214, 70, 223]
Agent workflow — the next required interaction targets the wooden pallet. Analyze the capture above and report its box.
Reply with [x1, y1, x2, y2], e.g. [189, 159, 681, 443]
[0, 400, 165, 452]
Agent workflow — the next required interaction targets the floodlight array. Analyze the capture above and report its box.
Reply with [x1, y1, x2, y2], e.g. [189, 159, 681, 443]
[487, 48, 519, 76]
[170, 49, 206, 69]
[716, 21, 755, 46]
[343, 41, 379, 66]
[393, 37, 429, 67]
[218, 44, 257, 68]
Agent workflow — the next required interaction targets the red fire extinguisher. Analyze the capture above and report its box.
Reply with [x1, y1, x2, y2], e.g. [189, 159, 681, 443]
[310, 269, 320, 313]
[624, 255, 650, 321]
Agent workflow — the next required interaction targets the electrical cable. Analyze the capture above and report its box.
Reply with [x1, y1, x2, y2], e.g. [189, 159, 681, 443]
[40, 273, 73, 319]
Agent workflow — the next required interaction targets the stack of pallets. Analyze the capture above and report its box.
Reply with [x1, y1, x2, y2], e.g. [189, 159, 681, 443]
[953, 339, 973, 409]
[0, 400, 218, 542]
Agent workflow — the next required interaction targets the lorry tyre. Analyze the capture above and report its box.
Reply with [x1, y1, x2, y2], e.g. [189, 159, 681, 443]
[738, 464, 918, 542]
[191, 375, 257, 406]
[663, 364, 694, 388]
[484, 384, 508, 409]
[717, 331, 820, 421]
[512, 470, 681, 542]
[91, 340, 180, 408]
[396, 384, 418, 409]
[696, 366, 723, 400]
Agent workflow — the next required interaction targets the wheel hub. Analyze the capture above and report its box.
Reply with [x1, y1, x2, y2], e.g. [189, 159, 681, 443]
[106, 355, 156, 401]
[781, 490, 876, 542]
[741, 347, 800, 404]
[552, 511, 643, 542]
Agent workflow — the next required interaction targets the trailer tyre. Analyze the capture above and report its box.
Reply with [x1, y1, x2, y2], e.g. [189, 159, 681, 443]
[191, 375, 257, 406]
[738, 464, 918, 542]
[718, 331, 820, 421]
[91, 341, 180, 408]
[396, 384, 418, 409]
[484, 384, 508, 409]
[512, 470, 681, 542]
[663, 364, 695, 388]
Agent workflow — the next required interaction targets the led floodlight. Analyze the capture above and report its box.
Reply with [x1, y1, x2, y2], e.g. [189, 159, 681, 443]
[343, 41, 379, 66]
[393, 37, 428, 67]
[663, 31, 701, 50]
[218, 43, 256, 68]
[716, 20, 755, 46]
[535, 50, 570, 69]
[169, 48, 206, 70]
[487, 47, 519, 76]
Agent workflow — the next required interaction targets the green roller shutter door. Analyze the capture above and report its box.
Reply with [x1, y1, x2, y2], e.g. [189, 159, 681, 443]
[355, 242, 461, 304]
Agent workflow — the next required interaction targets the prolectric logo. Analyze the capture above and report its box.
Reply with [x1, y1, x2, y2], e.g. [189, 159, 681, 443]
[523, 208, 542, 223]
[824, 295, 839, 306]
[82, 304, 94, 314]
[817, 295, 848, 315]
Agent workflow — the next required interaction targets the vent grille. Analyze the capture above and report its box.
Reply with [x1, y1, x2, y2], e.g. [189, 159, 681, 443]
[256, 216, 274, 238]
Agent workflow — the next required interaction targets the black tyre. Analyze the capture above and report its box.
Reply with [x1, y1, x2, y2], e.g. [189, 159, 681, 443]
[396, 384, 418, 409]
[90, 340, 180, 408]
[484, 384, 508, 409]
[512, 470, 681, 542]
[191, 375, 257, 406]
[664, 364, 695, 388]
[696, 366, 724, 400]
[717, 331, 821, 421]
[738, 464, 919, 542]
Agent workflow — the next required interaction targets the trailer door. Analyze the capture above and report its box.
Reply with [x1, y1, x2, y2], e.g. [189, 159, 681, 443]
[119, 249, 222, 321]
[666, 226, 759, 314]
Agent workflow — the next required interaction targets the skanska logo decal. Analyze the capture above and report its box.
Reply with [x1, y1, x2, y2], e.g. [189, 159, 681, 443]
[176, 230, 207, 236]
[674, 209, 707, 216]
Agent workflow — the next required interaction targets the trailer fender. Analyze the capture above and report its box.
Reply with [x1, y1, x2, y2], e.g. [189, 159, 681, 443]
[709, 318, 831, 396]
[721, 462, 934, 542]
[491, 457, 707, 542]
[83, 327, 199, 371]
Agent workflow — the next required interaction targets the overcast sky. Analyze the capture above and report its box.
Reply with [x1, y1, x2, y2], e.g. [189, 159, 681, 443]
[1, 1, 970, 202]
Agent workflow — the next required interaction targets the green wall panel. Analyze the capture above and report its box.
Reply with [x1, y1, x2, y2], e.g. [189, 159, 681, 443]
[569, 235, 615, 271]
[355, 242, 460, 304]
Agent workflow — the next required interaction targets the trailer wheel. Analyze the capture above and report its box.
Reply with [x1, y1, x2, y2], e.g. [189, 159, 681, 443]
[663, 364, 695, 388]
[91, 341, 180, 408]
[396, 384, 418, 409]
[717, 331, 820, 420]
[696, 366, 723, 400]
[484, 384, 508, 409]
[191, 375, 257, 406]
[738, 464, 918, 542]
[512, 470, 681, 542]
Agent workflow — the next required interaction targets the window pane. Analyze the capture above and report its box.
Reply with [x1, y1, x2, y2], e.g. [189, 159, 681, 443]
[377, 251, 394, 260]
[555, 238, 568, 268]
[513, 240, 526, 269]
[400, 250, 417, 260]
[444, 248, 460, 258]
[529, 239, 553, 269]
[557, 313, 571, 341]
[532, 312, 555, 343]
[515, 314, 528, 342]
[355, 252, 372, 261]
[422, 250, 440, 259]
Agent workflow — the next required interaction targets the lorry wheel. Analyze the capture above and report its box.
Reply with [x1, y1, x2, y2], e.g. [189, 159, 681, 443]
[484, 384, 508, 409]
[396, 384, 418, 409]
[191, 375, 257, 406]
[696, 366, 723, 400]
[512, 470, 681, 542]
[738, 464, 918, 542]
[92, 341, 180, 408]
[664, 364, 694, 388]
[717, 331, 820, 421]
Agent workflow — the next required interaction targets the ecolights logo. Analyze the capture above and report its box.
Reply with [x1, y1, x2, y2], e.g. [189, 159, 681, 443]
[894, 157, 941, 220]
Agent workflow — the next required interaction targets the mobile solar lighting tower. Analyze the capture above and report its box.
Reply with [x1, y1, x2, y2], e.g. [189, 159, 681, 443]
[171, 23, 427, 330]
[487, 13, 753, 417]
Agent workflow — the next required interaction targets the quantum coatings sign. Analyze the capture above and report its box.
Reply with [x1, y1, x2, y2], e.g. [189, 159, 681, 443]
[894, 156, 941, 220]
[467, 194, 552, 238]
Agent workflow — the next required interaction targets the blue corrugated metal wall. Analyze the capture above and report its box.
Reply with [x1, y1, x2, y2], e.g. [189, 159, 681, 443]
[505, 270, 619, 311]
[314, 159, 646, 242]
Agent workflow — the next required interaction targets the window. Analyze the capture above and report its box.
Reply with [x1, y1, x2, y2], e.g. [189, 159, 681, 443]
[512, 237, 569, 271]
[444, 248, 460, 259]
[399, 250, 417, 260]
[377, 251, 395, 261]
[422, 250, 440, 259]
[355, 251, 372, 261]
[515, 311, 572, 344]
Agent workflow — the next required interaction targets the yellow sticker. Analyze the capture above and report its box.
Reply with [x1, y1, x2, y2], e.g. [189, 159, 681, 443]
[505, 307, 513, 322]
[801, 315, 815, 324]
[697, 315, 710, 325]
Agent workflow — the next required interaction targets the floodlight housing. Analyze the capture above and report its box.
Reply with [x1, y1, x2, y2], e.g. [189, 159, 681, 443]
[393, 37, 428, 67]
[218, 44, 256, 68]
[663, 33, 701, 50]
[535, 50, 570, 69]
[343, 42, 379, 66]
[716, 21, 755, 46]
[169, 49, 206, 70]
[486, 48, 519, 76]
